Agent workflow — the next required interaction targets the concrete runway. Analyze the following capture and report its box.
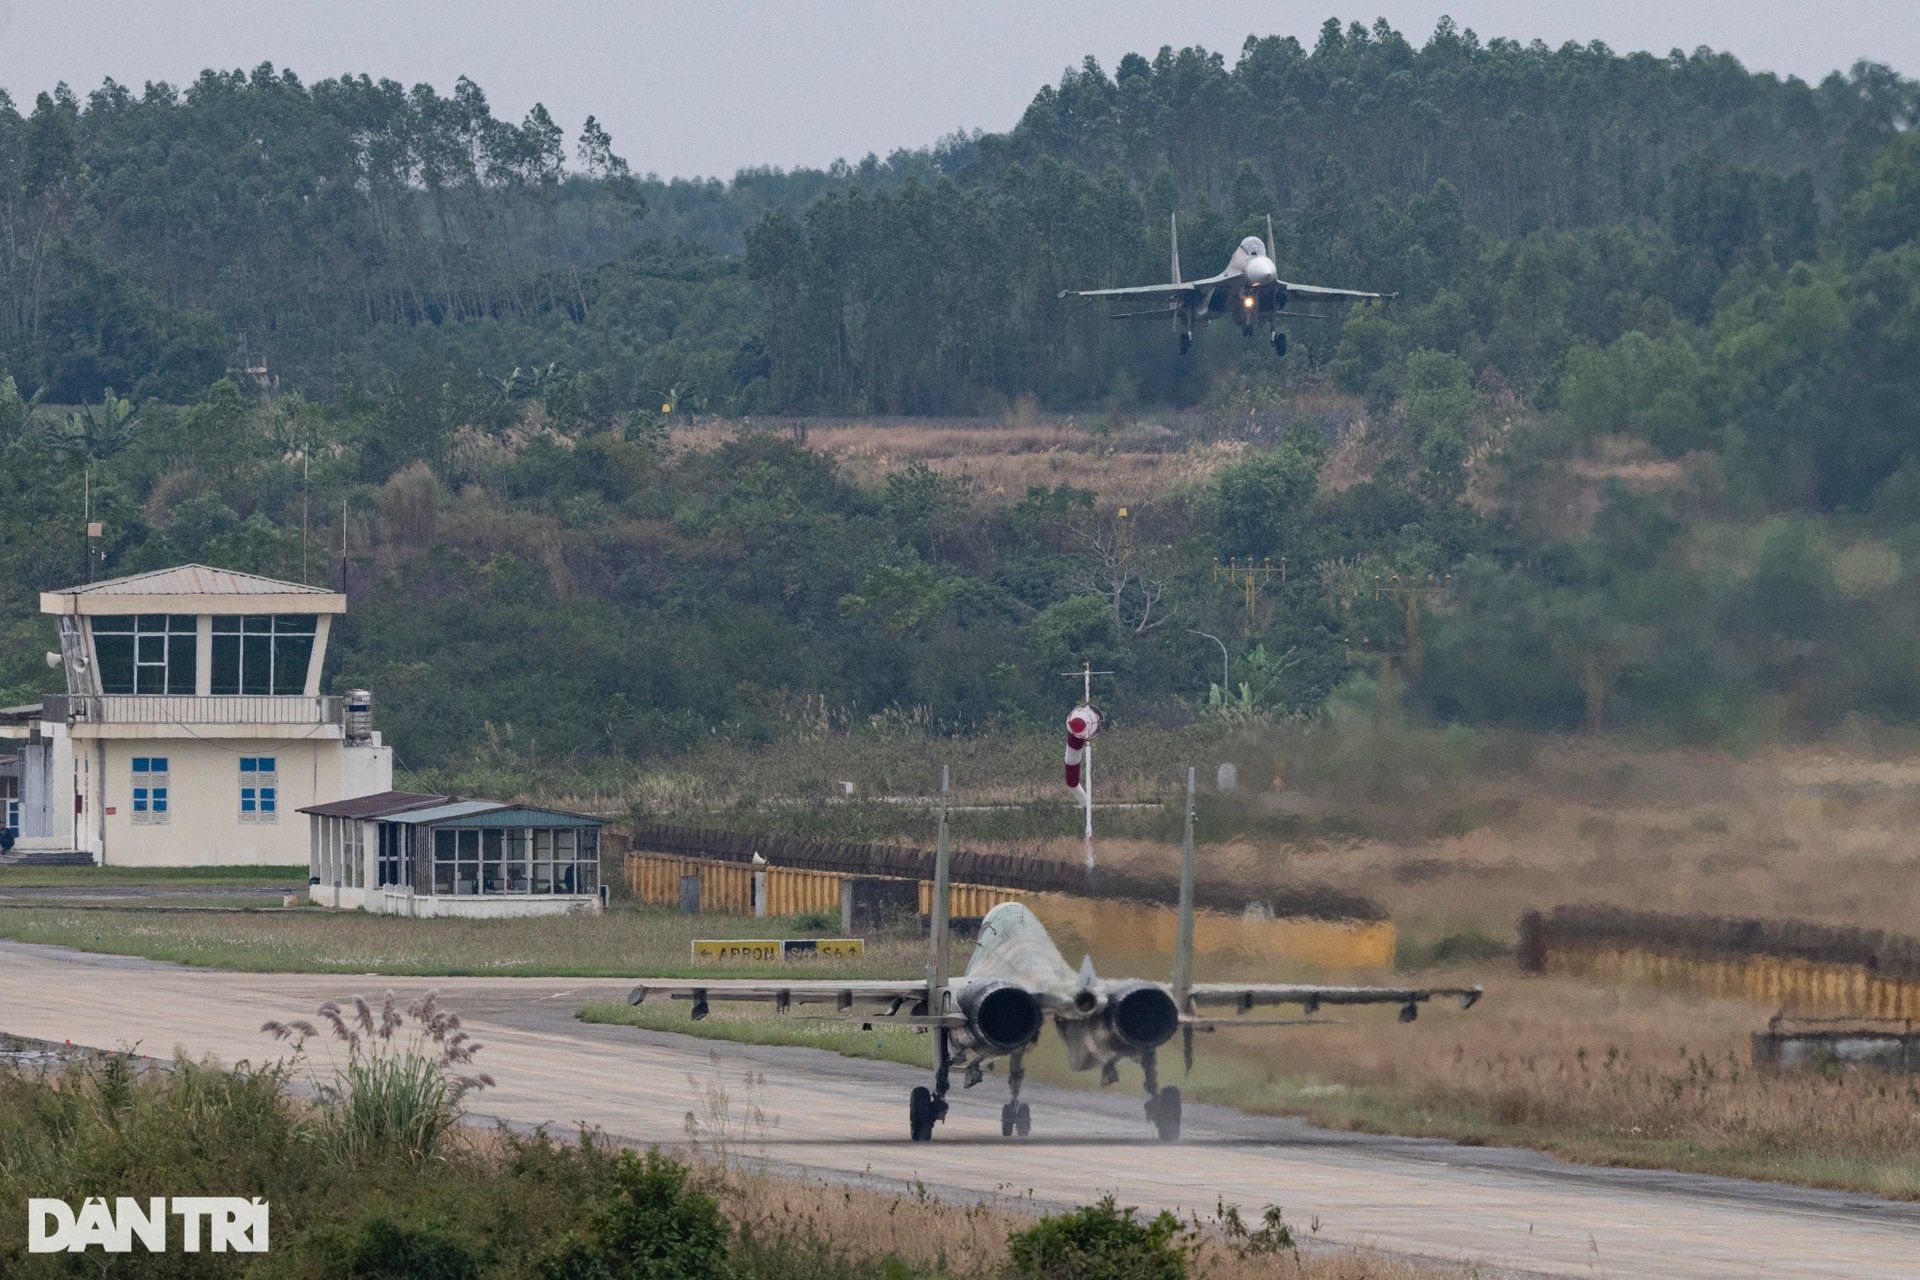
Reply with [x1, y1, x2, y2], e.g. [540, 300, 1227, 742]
[3, 940, 1918, 1278]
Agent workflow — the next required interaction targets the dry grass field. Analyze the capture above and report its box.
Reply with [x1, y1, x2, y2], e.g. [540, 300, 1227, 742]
[668, 413, 1287, 510]
[1077, 731, 1920, 944]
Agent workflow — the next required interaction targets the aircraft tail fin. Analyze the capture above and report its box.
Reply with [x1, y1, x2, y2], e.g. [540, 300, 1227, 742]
[1266, 212, 1277, 263]
[1174, 766, 1197, 1072]
[928, 766, 953, 1009]
[1170, 211, 1182, 284]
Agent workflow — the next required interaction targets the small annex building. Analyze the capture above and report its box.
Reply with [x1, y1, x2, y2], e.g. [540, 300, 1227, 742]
[300, 791, 604, 918]
[0, 564, 392, 865]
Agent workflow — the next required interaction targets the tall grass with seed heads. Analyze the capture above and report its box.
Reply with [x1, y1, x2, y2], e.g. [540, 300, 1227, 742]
[263, 989, 493, 1165]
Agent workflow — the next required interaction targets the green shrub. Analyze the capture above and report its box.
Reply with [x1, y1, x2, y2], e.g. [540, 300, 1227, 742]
[1397, 928, 1513, 970]
[303, 1215, 486, 1280]
[542, 1148, 734, 1280]
[784, 909, 841, 934]
[1004, 1195, 1189, 1280]
[1216, 1202, 1295, 1256]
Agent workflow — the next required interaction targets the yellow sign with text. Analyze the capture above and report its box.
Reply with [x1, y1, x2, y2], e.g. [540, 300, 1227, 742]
[692, 939, 780, 962]
[783, 938, 865, 960]
[691, 938, 866, 962]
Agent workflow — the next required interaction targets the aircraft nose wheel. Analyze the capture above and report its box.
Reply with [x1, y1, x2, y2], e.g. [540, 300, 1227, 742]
[1272, 331, 1288, 358]
[1000, 1101, 1032, 1137]
[910, 1086, 936, 1141]
[1179, 331, 1192, 355]
[1145, 1087, 1182, 1141]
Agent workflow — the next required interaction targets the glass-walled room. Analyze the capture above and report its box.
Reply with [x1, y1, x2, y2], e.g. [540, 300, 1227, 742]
[410, 817, 600, 897]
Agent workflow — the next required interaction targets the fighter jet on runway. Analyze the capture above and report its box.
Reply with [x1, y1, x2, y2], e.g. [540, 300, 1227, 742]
[627, 771, 1479, 1143]
[1060, 214, 1394, 357]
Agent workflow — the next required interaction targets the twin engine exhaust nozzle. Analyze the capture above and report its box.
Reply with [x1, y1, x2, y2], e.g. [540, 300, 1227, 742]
[1092, 980, 1182, 1054]
[951, 980, 1046, 1054]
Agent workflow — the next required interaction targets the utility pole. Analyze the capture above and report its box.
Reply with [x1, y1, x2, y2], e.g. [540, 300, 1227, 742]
[1188, 629, 1229, 696]
[1173, 766, 1195, 999]
[1060, 662, 1114, 872]
[928, 766, 952, 1002]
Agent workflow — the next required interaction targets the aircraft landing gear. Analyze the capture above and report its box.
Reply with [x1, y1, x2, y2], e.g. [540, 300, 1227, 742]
[910, 1028, 954, 1142]
[1141, 1048, 1182, 1142]
[999, 1050, 1031, 1138]
[1272, 330, 1288, 358]
[910, 1086, 936, 1141]
[1179, 330, 1192, 356]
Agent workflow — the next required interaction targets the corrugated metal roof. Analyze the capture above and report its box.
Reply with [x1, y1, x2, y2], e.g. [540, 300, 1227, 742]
[298, 794, 607, 827]
[384, 800, 509, 826]
[428, 805, 603, 829]
[50, 564, 336, 597]
[297, 791, 452, 819]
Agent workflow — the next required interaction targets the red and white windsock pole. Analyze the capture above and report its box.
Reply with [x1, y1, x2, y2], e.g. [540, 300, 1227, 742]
[1060, 662, 1113, 871]
[1064, 703, 1100, 802]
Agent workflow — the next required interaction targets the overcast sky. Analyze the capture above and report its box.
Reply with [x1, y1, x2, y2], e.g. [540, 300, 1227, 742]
[3, 2, 1914, 180]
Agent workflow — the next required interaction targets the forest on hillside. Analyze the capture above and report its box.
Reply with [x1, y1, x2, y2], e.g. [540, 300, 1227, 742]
[4, 17, 1920, 770]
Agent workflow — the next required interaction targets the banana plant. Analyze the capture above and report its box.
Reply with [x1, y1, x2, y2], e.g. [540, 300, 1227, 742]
[52, 389, 141, 461]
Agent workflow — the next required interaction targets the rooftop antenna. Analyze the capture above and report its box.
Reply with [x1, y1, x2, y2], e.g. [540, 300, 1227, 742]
[1060, 661, 1115, 871]
[301, 453, 310, 585]
[82, 467, 101, 583]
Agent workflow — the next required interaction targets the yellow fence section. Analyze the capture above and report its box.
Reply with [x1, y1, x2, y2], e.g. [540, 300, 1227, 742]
[1546, 945, 1920, 1018]
[915, 879, 1027, 921]
[628, 851, 1395, 972]
[628, 853, 843, 917]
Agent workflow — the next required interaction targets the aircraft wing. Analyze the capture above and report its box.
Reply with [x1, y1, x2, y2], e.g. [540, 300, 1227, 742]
[627, 978, 931, 1015]
[1186, 982, 1481, 1018]
[1059, 270, 1237, 302]
[1280, 281, 1398, 304]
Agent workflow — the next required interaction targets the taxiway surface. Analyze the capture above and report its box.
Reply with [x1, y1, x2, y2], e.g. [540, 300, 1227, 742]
[2, 940, 1916, 1278]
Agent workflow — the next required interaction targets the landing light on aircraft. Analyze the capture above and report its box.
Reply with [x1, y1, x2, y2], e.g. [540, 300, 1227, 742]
[1242, 295, 1255, 309]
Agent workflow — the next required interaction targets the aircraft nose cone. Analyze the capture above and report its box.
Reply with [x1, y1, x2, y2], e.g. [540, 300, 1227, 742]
[1247, 255, 1278, 286]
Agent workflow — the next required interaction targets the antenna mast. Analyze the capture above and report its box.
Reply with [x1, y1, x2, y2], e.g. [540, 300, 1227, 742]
[301, 453, 310, 584]
[928, 766, 953, 1007]
[82, 468, 101, 582]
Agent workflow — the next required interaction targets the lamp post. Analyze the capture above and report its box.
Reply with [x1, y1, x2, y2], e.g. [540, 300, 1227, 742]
[1188, 629, 1228, 695]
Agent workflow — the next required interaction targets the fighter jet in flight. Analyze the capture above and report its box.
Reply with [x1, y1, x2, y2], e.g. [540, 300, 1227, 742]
[1061, 214, 1394, 357]
[626, 771, 1480, 1143]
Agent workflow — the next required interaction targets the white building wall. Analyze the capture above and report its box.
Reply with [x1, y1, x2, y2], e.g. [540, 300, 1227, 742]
[366, 887, 601, 919]
[96, 739, 392, 867]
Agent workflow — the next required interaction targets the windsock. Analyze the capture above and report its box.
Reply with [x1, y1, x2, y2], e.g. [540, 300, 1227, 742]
[1063, 704, 1102, 795]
